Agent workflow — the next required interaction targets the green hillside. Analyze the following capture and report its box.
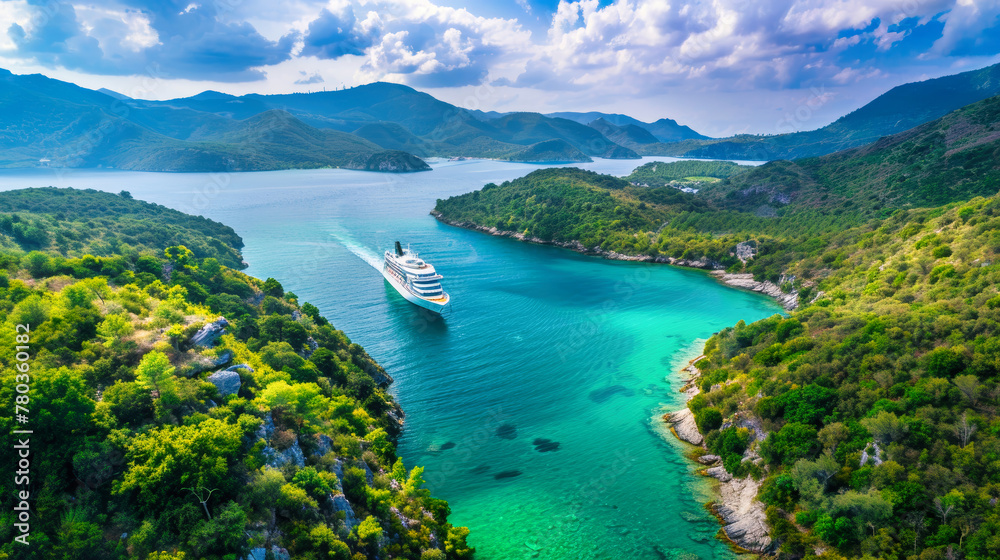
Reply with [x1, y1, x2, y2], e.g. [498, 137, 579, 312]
[0, 188, 245, 269]
[625, 160, 754, 185]
[708, 95, 1000, 217]
[588, 118, 660, 148]
[0, 189, 471, 560]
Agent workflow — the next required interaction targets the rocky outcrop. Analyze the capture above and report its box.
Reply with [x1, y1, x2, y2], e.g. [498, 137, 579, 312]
[191, 317, 229, 347]
[665, 408, 704, 446]
[708, 468, 772, 553]
[698, 454, 721, 465]
[735, 241, 758, 264]
[244, 546, 289, 560]
[710, 271, 798, 311]
[206, 369, 241, 397]
[255, 412, 306, 468]
[860, 441, 884, 466]
[181, 349, 234, 377]
[332, 493, 359, 529]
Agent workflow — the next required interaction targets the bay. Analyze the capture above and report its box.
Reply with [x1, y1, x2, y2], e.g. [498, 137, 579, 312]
[0, 157, 780, 559]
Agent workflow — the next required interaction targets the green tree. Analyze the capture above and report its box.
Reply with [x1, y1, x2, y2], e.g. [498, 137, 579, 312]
[134, 351, 177, 399]
[97, 314, 134, 348]
[114, 418, 242, 511]
[695, 406, 723, 432]
[445, 526, 475, 559]
[263, 277, 284, 298]
[164, 245, 194, 267]
[861, 411, 906, 446]
[357, 515, 383, 545]
[761, 422, 819, 466]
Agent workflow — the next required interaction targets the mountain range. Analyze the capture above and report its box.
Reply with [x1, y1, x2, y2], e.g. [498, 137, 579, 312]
[1, 62, 999, 172]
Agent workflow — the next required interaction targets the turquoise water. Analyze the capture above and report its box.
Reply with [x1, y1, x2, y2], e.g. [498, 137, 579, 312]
[0, 159, 780, 559]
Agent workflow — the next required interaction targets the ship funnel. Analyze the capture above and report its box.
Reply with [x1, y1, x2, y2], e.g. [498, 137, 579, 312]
[395, 241, 404, 257]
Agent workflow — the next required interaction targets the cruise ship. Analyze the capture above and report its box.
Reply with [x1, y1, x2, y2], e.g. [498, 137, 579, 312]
[382, 241, 450, 313]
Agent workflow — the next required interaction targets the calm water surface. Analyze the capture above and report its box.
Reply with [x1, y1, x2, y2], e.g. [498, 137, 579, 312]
[0, 158, 780, 559]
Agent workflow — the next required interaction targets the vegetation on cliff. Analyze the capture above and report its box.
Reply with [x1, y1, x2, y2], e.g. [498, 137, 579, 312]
[0, 189, 471, 560]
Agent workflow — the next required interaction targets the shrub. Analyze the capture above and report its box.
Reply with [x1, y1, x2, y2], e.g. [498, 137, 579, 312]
[695, 407, 723, 432]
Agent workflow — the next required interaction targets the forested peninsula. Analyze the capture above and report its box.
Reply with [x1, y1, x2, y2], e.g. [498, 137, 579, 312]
[0, 188, 471, 560]
[433, 95, 1000, 559]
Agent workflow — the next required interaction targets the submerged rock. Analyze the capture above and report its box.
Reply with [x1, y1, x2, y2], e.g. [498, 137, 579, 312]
[589, 385, 633, 403]
[533, 438, 561, 452]
[496, 424, 518, 440]
[494, 470, 522, 480]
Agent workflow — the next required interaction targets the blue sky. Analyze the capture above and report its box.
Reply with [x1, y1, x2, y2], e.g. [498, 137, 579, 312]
[1, 0, 998, 136]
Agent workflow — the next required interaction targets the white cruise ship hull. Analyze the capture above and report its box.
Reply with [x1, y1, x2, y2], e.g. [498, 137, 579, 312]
[382, 263, 450, 313]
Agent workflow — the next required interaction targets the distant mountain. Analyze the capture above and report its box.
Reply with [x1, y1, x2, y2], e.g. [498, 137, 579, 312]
[547, 111, 710, 142]
[588, 118, 660, 148]
[148, 86, 641, 162]
[6, 62, 1000, 172]
[709, 94, 1000, 216]
[496, 139, 591, 163]
[485, 113, 640, 159]
[657, 62, 1000, 160]
[0, 69, 430, 172]
[97, 88, 131, 100]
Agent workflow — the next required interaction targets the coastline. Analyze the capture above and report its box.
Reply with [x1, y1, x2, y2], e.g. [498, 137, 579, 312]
[430, 210, 798, 311]
[661, 355, 773, 555]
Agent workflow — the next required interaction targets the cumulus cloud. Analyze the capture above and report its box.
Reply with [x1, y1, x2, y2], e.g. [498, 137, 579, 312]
[294, 71, 324, 84]
[5, 0, 296, 80]
[513, 0, 978, 93]
[1, 0, 997, 95]
[300, 0, 531, 88]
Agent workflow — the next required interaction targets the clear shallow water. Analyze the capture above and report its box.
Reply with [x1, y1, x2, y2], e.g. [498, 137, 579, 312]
[0, 158, 780, 559]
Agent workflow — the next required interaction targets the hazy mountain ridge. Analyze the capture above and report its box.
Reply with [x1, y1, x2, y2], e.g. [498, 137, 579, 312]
[3, 62, 1000, 171]
[653, 62, 1000, 160]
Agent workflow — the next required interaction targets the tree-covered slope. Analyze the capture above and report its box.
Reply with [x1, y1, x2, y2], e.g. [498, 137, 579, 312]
[710, 95, 1000, 217]
[0, 188, 245, 269]
[625, 160, 754, 185]
[0, 189, 471, 560]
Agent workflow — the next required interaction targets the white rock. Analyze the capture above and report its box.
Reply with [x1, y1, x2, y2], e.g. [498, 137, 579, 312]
[666, 408, 703, 446]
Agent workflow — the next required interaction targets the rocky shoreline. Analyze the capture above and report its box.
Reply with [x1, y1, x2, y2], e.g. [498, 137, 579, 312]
[662, 355, 773, 554]
[430, 211, 798, 311]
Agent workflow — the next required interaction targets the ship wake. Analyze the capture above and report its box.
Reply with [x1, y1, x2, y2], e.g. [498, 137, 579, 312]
[328, 227, 382, 271]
